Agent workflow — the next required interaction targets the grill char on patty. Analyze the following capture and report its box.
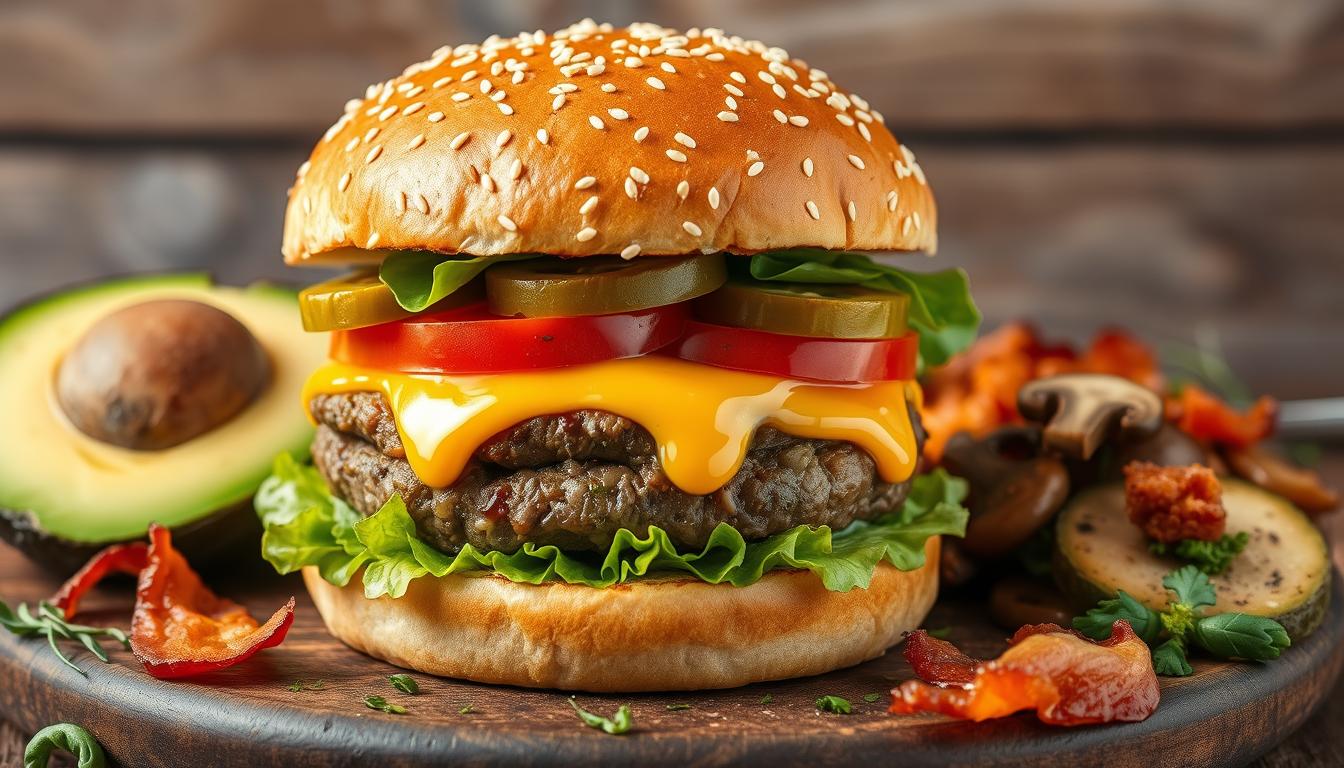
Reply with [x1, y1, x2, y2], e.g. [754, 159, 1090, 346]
[309, 392, 925, 556]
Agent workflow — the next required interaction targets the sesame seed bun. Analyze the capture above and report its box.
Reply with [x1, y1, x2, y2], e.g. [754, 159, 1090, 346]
[301, 538, 939, 692]
[282, 20, 937, 265]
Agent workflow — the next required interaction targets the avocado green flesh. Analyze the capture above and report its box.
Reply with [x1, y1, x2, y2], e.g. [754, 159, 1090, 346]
[1054, 479, 1331, 640]
[0, 274, 328, 546]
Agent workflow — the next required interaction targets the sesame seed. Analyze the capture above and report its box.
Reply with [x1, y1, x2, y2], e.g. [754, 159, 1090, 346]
[586, 63, 605, 76]
[620, 243, 641, 260]
[858, 122, 871, 142]
[365, 145, 383, 164]
[629, 166, 650, 184]
[634, 126, 650, 142]
[706, 52, 725, 61]
[433, 76, 453, 88]
[378, 106, 397, 121]
[414, 193, 429, 214]
[450, 132, 471, 149]
[589, 115, 606, 130]
[481, 172, 496, 192]
[730, 71, 747, 84]
[912, 211, 922, 230]
[403, 101, 425, 116]
[772, 83, 787, 99]
[724, 83, 744, 97]
[498, 214, 518, 231]
[625, 177, 639, 198]
[646, 76, 666, 90]
[552, 94, 566, 110]
[461, 70, 478, 82]
[367, 232, 380, 248]
[847, 201, 857, 222]
[625, 56, 644, 68]
[747, 161, 764, 177]
[408, 134, 426, 150]
[344, 137, 359, 153]
[451, 92, 470, 102]
[717, 111, 739, 122]
[847, 154, 866, 170]
[338, 173, 352, 192]
[536, 128, 550, 145]
[576, 226, 598, 242]
[394, 191, 406, 214]
[427, 111, 445, 122]
[498, 102, 514, 115]
[665, 148, 687, 162]
[902, 215, 913, 236]
[364, 127, 380, 143]
[676, 180, 689, 200]
[887, 190, 899, 211]
[835, 113, 855, 126]
[758, 71, 776, 85]
[789, 115, 809, 127]
[674, 131, 696, 148]
[580, 195, 599, 215]
[747, 149, 760, 161]
[509, 159, 523, 180]
[608, 108, 629, 120]
[708, 186, 720, 209]
[575, 176, 597, 190]
[802, 157, 814, 177]
[806, 200, 820, 220]
[496, 130, 513, 148]
[682, 221, 702, 236]
[601, 82, 617, 92]
[661, 62, 676, 73]
[773, 109, 787, 124]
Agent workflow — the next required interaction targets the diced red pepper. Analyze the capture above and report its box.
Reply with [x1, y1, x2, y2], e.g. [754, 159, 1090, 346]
[891, 620, 1159, 726]
[129, 524, 294, 679]
[52, 542, 149, 617]
[1167, 385, 1277, 449]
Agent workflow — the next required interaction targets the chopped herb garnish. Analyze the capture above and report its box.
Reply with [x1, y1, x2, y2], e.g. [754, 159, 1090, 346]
[926, 626, 952, 640]
[862, 693, 883, 704]
[815, 695, 852, 715]
[388, 674, 420, 694]
[363, 695, 407, 715]
[459, 704, 475, 715]
[1149, 532, 1250, 575]
[569, 698, 633, 735]
[666, 703, 692, 711]
[759, 694, 774, 705]
[287, 679, 326, 693]
[0, 600, 129, 677]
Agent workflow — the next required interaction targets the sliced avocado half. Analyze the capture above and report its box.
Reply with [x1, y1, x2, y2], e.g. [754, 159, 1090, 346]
[1054, 478, 1331, 640]
[0, 274, 328, 572]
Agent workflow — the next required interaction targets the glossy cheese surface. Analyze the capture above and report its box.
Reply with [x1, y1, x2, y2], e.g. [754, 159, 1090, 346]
[303, 356, 920, 495]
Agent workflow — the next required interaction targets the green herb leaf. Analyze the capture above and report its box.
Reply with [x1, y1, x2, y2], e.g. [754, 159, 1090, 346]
[287, 679, 325, 693]
[1192, 613, 1291, 661]
[746, 249, 981, 368]
[389, 674, 420, 695]
[862, 693, 883, 704]
[759, 694, 774, 705]
[926, 626, 952, 640]
[23, 723, 106, 768]
[0, 601, 128, 678]
[1151, 638, 1193, 677]
[1149, 532, 1250, 575]
[1073, 590, 1162, 644]
[1162, 565, 1216, 611]
[259, 458, 968, 595]
[569, 699, 633, 735]
[363, 695, 407, 715]
[378, 251, 534, 312]
[815, 695, 853, 715]
[666, 703, 692, 711]
[459, 705, 475, 715]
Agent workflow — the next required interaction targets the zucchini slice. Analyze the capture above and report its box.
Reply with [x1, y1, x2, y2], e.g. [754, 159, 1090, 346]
[1054, 479, 1330, 639]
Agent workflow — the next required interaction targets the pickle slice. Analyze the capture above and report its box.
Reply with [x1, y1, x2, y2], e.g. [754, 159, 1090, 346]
[694, 279, 909, 339]
[298, 269, 480, 332]
[484, 254, 726, 317]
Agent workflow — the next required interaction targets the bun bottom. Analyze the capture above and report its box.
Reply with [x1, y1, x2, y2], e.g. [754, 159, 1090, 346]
[303, 538, 939, 692]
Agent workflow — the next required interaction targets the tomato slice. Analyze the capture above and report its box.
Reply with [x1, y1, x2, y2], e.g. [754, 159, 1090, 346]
[670, 320, 919, 383]
[331, 302, 688, 374]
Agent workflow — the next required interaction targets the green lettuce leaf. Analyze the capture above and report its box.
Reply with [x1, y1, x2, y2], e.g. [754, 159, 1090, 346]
[256, 457, 968, 598]
[747, 249, 981, 367]
[378, 251, 534, 312]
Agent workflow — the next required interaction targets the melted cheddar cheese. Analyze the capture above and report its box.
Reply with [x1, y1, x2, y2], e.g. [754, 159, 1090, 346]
[303, 356, 920, 495]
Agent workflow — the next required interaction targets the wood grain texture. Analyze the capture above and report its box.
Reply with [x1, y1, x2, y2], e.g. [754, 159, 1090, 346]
[2, 0, 1343, 135]
[0, 542, 1341, 767]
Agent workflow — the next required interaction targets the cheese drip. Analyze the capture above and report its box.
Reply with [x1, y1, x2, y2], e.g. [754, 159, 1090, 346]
[303, 356, 920, 495]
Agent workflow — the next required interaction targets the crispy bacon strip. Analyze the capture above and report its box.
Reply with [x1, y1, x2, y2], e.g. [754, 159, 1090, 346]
[1167, 385, 1277, 449]
[892, 621, 1159, 725]
[131, 524, 295, 679]
[52, 542, 149, 617]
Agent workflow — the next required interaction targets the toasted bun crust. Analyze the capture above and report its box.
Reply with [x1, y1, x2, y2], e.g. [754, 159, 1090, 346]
[302, 539, 939, 692]
[283, 20, 936, 265]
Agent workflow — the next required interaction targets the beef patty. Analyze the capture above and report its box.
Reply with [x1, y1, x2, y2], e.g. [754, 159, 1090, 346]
[309, 392, 925, 555]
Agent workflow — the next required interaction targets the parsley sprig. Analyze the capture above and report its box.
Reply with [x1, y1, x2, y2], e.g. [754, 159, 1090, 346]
[363, 695, 407, 715]
[1073, 565, 1289, 676]
[1149, 532, 1249, 575]
[815, 695, 852, 714]
[0, 600, 129, 677]
[569, 698, 634, 735]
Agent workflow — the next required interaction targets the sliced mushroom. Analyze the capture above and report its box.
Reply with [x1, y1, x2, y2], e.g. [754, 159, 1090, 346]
[942, 426, 1071, 559]
[1224, 445, 1340, 514]
[1018, 374, 1163, 461]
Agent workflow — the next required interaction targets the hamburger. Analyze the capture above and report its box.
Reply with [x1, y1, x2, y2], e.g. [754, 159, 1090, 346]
[257, 20, 979, 692]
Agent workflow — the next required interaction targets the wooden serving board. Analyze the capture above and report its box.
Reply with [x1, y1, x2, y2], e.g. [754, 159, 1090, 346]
[1, 546, 1341, 768]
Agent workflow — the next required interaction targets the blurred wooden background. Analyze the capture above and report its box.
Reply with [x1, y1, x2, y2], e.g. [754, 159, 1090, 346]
[1, 0, 1341, 397]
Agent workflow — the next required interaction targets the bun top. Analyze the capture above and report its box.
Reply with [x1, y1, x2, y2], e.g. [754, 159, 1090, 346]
[283, 20, 937, 266]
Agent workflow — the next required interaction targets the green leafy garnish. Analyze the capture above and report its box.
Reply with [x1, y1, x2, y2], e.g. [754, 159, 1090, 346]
[459, 704, 475, 715]
[814, 695, 852, 715]
[747, 249, 981, 368]
[24, 723, 106, 768]
[1149, 533, 1249, 575]
[0, 601, 129, 677]
[363, 695, 407, 715]
[389, 674, 420, 694]
[378, 251, 533, 311]
[258, 455, 968, 597]
[666, 703, 692, 711]
[1073, 564, 1289, 677]
[862, 693, 883, 704]
[759, 694, 774, 705]
[569, 699, 633, 735]
[287, 679, 326, 693]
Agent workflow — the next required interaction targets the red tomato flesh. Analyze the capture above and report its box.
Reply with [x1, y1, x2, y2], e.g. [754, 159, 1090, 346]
[670, 320, 919, 383]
